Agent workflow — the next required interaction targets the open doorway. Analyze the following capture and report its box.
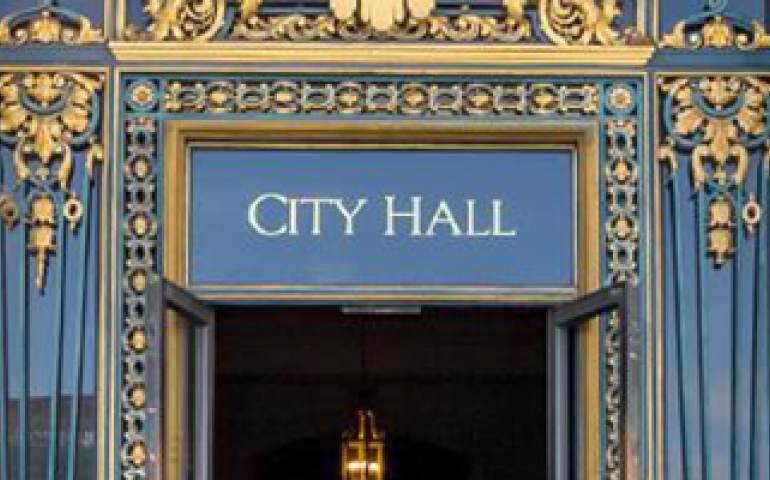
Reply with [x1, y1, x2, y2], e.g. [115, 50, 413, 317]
[213, 306, 548, 480]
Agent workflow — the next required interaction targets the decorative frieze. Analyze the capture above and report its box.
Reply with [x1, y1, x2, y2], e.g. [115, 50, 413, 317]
[125, 0, 635, 45]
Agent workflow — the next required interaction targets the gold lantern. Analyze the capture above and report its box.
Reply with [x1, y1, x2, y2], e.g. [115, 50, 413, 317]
[341, 409, 384, 480]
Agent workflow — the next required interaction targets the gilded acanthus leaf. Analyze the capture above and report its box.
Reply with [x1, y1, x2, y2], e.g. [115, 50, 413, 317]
[660, 75, 770, 265]
[0, 72, 104, 289]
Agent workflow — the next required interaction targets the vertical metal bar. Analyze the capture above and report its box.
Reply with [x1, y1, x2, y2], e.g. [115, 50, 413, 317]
[0, 171, 8, 480]
[760, 157, 770, 475]
[695, 189, 710, 480]
[18, 188, 28, 480]
[65, 175, 93, 480]
[46, 204, 67, 480]
[668, 168, 692, 480]
[194, 323, 215, 480]
[623, 285, 641, 480]
[145, 277, 167, 480]
[732, 188, 745, 480]
[749, 162, 767, 480]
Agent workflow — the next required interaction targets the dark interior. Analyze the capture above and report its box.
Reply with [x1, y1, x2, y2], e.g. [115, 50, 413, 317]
[214, 306, 547, 480]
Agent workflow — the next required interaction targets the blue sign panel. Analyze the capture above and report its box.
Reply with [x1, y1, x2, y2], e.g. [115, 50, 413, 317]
[187, 147, 576, 298]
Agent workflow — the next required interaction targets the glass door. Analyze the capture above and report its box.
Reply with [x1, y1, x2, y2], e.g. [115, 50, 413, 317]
[146, 278, 216, 480]
[548, 283, 640, 480]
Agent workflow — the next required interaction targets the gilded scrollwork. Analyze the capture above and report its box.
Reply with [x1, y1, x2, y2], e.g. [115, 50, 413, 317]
[0, 72, 104, 289]
[0, 4, 102, 45]
[124, 0, 227, 41]
[539, 0, 625, 46]
[125, 0, 636, 44]
[659, 76, 770, 265]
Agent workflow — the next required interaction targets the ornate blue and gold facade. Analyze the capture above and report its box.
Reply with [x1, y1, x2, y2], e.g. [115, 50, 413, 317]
[0, 1, 768, 480]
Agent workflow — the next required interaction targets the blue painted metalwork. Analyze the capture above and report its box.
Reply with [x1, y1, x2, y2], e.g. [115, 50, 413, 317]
[749, 160, 767, 480]
[66, 171, 94, 480]
[732, 186, 745, 480]
[0, 149, 8, 480]
[695, 189, 710, 480]
[18, 185, 28, 480]
[46, 202, 67, 480]
[664, 161, 693, 480]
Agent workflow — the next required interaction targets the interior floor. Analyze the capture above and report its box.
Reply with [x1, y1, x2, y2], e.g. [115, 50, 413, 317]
[214, 306, 547, 480]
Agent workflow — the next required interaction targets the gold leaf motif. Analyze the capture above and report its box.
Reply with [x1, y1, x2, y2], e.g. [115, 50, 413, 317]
[702, 16, 732, 48]
[674, 108, 705, 135]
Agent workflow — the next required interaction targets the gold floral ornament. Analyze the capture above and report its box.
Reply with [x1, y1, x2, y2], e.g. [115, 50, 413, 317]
[661, 14, 770, 50]
[0, 72, 104, 289]
[233, 0, 532, 42]
[0, 4, 102, 45]
[125, 0, 227, 41]
[659, 76, 770, 265]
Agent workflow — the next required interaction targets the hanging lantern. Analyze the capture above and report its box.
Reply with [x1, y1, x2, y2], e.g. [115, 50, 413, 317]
[341, 409, 385, 480]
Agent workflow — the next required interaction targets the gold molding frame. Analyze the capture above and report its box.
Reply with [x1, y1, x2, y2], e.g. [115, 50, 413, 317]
[109, 41, 655, 66]
[160, 118, 601, 479]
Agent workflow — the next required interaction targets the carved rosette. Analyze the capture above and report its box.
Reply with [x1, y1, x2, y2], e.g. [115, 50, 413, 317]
[0, 72, 103, 290]
[659, 76, 770, 265]
[125, 0, 631, 44]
